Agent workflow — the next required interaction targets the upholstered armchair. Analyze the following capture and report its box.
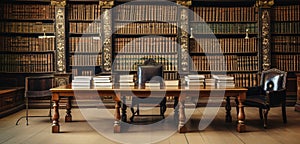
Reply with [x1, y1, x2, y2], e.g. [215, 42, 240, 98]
[243, 68, 287, 128]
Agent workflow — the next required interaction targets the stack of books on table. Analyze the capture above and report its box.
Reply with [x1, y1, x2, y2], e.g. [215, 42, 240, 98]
[93, 75, 113, 88]
[71, 76, 92, 89]
[185, 75, 205, 86]
[205, 78, 216, 87]
[145, 82, 161, 89]
[164, 80, 179, 87]
[119, 75, 134, 88]
[212, 75, 235, 88]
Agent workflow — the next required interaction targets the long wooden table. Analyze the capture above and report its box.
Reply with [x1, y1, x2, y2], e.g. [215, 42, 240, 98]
[50, 85, 247, 133]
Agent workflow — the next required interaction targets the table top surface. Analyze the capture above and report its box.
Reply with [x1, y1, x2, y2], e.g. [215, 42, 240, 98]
[50, 84, 247, 92]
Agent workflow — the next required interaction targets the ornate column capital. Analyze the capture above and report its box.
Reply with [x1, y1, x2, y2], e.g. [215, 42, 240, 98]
[256, 0, 274, 8]
[100, 0, 114, 8]
[176, 0, 192, 7]
[51, 0, 66, 7]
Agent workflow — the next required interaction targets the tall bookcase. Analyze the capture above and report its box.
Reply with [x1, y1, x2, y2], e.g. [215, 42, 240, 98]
[112, 0, 179, 80]
[190, 0, 260, 87]
[271, 0, 300, 104]
[66, 0, 102, 77]
[0, 0, 56, 74]
[271, 1, 300, 72]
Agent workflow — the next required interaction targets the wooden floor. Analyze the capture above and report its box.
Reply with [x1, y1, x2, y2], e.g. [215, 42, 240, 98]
[1, 106, 300, 144]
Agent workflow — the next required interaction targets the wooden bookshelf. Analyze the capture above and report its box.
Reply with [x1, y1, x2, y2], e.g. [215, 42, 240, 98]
[271, 2, 300, 106]
[0, 1, 55, 73]
[66, 1, 102, 77]
[271, 4, 300, 72]
[190, 1, 259, 87]
[112, 1, 179, 80]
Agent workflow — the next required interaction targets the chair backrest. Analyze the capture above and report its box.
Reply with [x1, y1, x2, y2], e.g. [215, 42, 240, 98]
[136, 58, 163, 87]
[260, 68, 287, 91]
[25, 76, 54, 98]
[260, 68, 287, 106]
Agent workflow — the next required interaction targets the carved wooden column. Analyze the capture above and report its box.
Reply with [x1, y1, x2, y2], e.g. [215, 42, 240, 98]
[176, 0, 191, 133]
[100, 0, 114, 73]
[51, 0, 70, 86]
[177, 0, 191, 75]
[256, 0, 274, 71]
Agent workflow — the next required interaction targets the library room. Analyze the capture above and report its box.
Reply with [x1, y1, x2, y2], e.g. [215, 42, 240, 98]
[0, 0, 300, 143]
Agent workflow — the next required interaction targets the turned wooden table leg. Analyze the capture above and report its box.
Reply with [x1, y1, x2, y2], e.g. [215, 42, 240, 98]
[65, 97, 72, 122]
[225, 96, 232, 122]
[114, 93, 121, 133]
[121, 96, 127, 122]
[52, 98, 60, 133]
[178, 93, 187, 133]
[237, 93, 246, 132]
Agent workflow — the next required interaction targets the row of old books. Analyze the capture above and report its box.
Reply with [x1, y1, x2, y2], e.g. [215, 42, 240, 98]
[113, 55, 178, 72]
[192, 6, 257, 22]
[272, 22, 300, 34]
[114, 37, 178, 53]
[1, 3, 55, 20]
[114, 22, 177, 35]
[114, 4, 178, 21]
[190, 38, 257, 53]
[68, 4, 101, 20]
[71, 69, 95, 77]
[0, 22, 54, 33]
[0, 36, 55, 52]
[272, 36, 300, 53]
[69, 55, 102, 66]
[69, 37, 102, 53]
[0, 53, 53, 73]
[272, 55, 300, 72]
[272, 5, 300, 21]
[191, 55, 259, 71]
[69, 22, 101, 34]
[191, 23, 257, 34]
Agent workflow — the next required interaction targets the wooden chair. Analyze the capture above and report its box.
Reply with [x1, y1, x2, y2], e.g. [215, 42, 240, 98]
[130, 58, 166, 122]
[242, 68, 287, 128]
[16, 75, 54, 125]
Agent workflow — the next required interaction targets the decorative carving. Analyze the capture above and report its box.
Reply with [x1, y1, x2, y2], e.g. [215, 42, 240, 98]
[55, 7, 66, 72]
[102, 9, 112, 72]
[51, 0, 66, 7]
[55, 77, 68, 86]
[54, 73, 70, 87]
[256, 0, 274, 8]
[100, 0, 114, 8]
[179, 8, 189, 72]
[261, 10, 271, 70]
[176, 0, 192, 7]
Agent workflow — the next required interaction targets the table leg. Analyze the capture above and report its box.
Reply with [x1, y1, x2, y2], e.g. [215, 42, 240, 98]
[121, 96, 127, 122]
[65, 97, 72, 122]
[52, 99, 60, 133]
[225, 97, 232, 122]
[114, 101, 121, 133]
[237, 95, 246, 132]
[174, 96, 179, 121]
[178, 94, 187, 133]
